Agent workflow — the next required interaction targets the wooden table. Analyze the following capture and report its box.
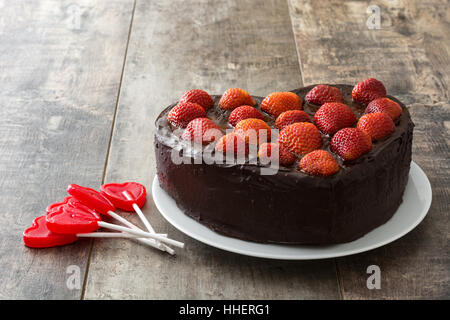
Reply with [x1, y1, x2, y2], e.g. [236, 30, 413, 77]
[0, 0, 448, 299]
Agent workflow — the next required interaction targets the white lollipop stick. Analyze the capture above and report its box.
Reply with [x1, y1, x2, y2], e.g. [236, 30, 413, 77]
[77, 228, 170, 252]
[65, 185, 175, 254]
[106, 209, 164, 236]
[97, 221, 184, 248]
[121, 190, 175, 254]
[122, 191, 155, 232]
[76, 232, 167, 238]
[106, 209, 175, 255]
[104, 210, 163, 235]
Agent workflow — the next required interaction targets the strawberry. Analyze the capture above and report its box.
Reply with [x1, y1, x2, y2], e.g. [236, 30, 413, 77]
[179, 89, 214, 111]
[219, 88, 255, 110]
[215, 132, 248, 156]
[352, 78, 386, 104]
[313, 102, 356, 135]
[234, 118, 271, 145]
[365, 97, 402, 120]
[261, 92, 302, 117]
[331, 128, 372, 161]
[228, 105, 264, 126]
[305, 85, 343, 105]
[182, 118, 222, 145]
[357, 112, 395, 141]
[277, 122, 322, 156]
[258, 142, 295, 166]
[275, 110, 311, 130]
[167, 102, 206, 128]
[299, 150, 339, 177]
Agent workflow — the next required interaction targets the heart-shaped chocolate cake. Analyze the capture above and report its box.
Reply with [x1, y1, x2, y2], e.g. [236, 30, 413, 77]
[154, 81, 414, 244]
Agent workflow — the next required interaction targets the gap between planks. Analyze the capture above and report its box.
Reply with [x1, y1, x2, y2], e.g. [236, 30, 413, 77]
[286, 0, 306, 87]
[285, 0, 344, 300]
[80, 0, 138, 300]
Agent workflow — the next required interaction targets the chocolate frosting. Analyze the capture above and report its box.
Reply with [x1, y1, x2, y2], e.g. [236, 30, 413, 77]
[154, 85, 414, 244]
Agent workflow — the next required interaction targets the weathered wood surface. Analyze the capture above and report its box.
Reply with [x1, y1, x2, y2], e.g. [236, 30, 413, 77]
[288, 0, 449, 299]
[83, 0, 341, 299]
[0, 0, 134, 299]
[2, 0, 448, 300]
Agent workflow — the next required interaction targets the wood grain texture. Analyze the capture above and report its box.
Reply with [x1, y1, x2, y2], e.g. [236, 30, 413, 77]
[288, 0, 449, 299]
[83, 0, 340, 299]
[0, 0, 134, 299]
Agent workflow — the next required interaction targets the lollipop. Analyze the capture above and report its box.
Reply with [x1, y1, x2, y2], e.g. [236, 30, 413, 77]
[47, 196, 172, 253]
[46, 198, 167, 236]
[24, 216, 78, 248]
[46, 202, 100, 234]
[66, 184, 183, 250]
[100, 182, 146, 212]
[23, 216, 144, 248]
[44, 199, 183, 248]
[100, 182, 173, 253]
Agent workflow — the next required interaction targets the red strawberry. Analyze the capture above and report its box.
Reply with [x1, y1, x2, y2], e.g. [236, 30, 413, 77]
[215, 132, 248, 156]
[261, 92, 302, 117]
[278, 122, 322, 156]
[167, 102, 206, 128]
[182, 118, 222, 145]
[275, 110, 311, 130]
[313, 102, 356, 135]
[352, 78, 386, 104]
[299, 150, 339, 177]
[219, 88, 255, 111]
[331, 128, 372, 161]
[179, 89, 214, 111]
[357, 112, 395, 141]
[258, 142, 295, 166]
[365, 97, 402, 120]
[234, 118, 271, 145]
[228, 105, 264, 126]
[305, 85, 343, 105]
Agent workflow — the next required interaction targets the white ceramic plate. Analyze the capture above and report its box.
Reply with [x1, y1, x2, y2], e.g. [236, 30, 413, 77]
[152, 161, 432, 260]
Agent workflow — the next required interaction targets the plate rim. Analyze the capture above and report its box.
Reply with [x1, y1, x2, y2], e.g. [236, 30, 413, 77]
[152, 161, 432, 260]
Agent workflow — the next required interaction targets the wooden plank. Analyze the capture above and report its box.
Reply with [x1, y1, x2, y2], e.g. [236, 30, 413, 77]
[0, 0, 134, 299]
[288, 0, 449, 299]
[84, 0, 340, 299]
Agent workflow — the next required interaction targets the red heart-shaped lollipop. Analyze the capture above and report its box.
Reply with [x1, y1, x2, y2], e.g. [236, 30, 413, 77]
[67, 184, 115, 215]
[46, 196, 73, 214]
[47, 196, 98, 215]
[23, 216, 78, 248]
[46, 202, 101, 234]
[100, 182, 147, 212]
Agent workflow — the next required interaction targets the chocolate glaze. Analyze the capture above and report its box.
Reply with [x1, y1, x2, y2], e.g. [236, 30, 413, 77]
[154, 85, 414, 244]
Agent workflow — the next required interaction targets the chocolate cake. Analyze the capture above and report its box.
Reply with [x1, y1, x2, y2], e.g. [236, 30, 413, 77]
[154, 84, 414, 244]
